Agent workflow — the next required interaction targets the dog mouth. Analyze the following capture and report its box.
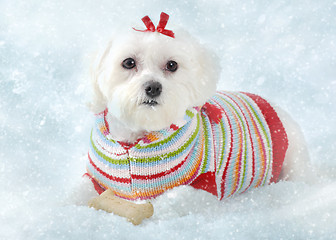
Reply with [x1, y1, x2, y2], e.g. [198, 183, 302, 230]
[142, 99, 159, 106]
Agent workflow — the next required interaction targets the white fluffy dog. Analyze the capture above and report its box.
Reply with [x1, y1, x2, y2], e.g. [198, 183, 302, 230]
[84, 12, 311, 225]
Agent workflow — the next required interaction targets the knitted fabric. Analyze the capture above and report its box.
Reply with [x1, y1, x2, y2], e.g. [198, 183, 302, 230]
[86, 91, 288, 201]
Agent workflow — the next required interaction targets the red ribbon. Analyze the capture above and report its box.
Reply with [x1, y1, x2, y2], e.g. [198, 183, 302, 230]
[133, 12, 175, 38]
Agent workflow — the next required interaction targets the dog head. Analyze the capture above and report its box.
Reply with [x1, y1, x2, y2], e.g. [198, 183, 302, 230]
[90, 14, 219, 131]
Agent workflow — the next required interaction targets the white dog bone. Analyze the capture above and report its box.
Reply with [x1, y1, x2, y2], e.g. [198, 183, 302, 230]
[88, 189, 154, 225]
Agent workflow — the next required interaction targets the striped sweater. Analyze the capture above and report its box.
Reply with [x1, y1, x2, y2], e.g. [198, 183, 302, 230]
[86, 91, 288, 201]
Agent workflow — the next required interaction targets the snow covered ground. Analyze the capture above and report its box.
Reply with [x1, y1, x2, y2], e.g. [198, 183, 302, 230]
[1, 0, 336, 239]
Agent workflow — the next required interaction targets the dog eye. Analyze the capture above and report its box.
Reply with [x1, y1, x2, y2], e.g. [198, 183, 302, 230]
[122, 58, 136, 69]
[166, 60, 178, 72]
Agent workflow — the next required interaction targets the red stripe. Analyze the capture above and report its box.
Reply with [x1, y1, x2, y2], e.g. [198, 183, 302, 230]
[88, 153, 131, 184]
[243, 93, 288, 183]
[118, 139, 140, 151]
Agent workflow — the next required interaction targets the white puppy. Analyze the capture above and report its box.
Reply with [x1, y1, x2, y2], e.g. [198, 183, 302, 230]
[84, 12, 311, 225]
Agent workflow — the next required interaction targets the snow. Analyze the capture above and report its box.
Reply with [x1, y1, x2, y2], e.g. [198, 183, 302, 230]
[1, 0, 336, 239]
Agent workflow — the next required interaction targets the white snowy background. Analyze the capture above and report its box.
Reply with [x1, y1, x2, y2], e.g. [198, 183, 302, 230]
[1, 0, 336, 239]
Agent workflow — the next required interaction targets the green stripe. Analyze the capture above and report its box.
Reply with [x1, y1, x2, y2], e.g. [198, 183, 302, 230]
[186, 110, 194, 118]
[238, 125, 248, 192]
[216, 119, 226, 174]
[90, 131, 129, 165]
[200, 115, 209, 173]
[131, 115, 201, 164]
[135, 124, 183, 150]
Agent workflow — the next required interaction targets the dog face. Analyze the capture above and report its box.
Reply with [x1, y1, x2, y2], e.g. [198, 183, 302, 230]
[91, 30, 219, 131]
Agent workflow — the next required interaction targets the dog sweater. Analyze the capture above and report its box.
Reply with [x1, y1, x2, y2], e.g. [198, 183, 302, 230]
[86, 91, 288, 201]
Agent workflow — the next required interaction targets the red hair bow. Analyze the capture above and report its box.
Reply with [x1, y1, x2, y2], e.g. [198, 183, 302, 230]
[133, 12, 175, 38]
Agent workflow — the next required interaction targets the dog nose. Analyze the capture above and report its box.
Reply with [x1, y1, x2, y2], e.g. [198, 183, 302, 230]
[144, 81, 162, 98]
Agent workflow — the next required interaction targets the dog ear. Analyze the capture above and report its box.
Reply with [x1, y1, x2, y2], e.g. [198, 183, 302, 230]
[88, 40, 113, 113]
[175, 29, 220, 106]
[193, 44, 220, 106]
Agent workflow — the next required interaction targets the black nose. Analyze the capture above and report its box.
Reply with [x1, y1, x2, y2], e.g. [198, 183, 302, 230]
[144, 81, 162, 98]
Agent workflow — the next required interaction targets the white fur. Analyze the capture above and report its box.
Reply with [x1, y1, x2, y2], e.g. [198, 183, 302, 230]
[275, 106, 314, 183]
[88, 27, 311, 181]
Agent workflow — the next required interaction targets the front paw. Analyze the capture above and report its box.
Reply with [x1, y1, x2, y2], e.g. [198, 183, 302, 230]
[88, 189, 154, 225]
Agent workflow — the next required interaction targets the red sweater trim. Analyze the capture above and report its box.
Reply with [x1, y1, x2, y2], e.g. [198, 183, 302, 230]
[190, 172, 218, 197]
[83, 173, 106, 195]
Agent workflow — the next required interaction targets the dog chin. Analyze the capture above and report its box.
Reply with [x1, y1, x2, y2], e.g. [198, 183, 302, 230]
[113, 101, 183, 132]
[131, 105, 180, 131]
